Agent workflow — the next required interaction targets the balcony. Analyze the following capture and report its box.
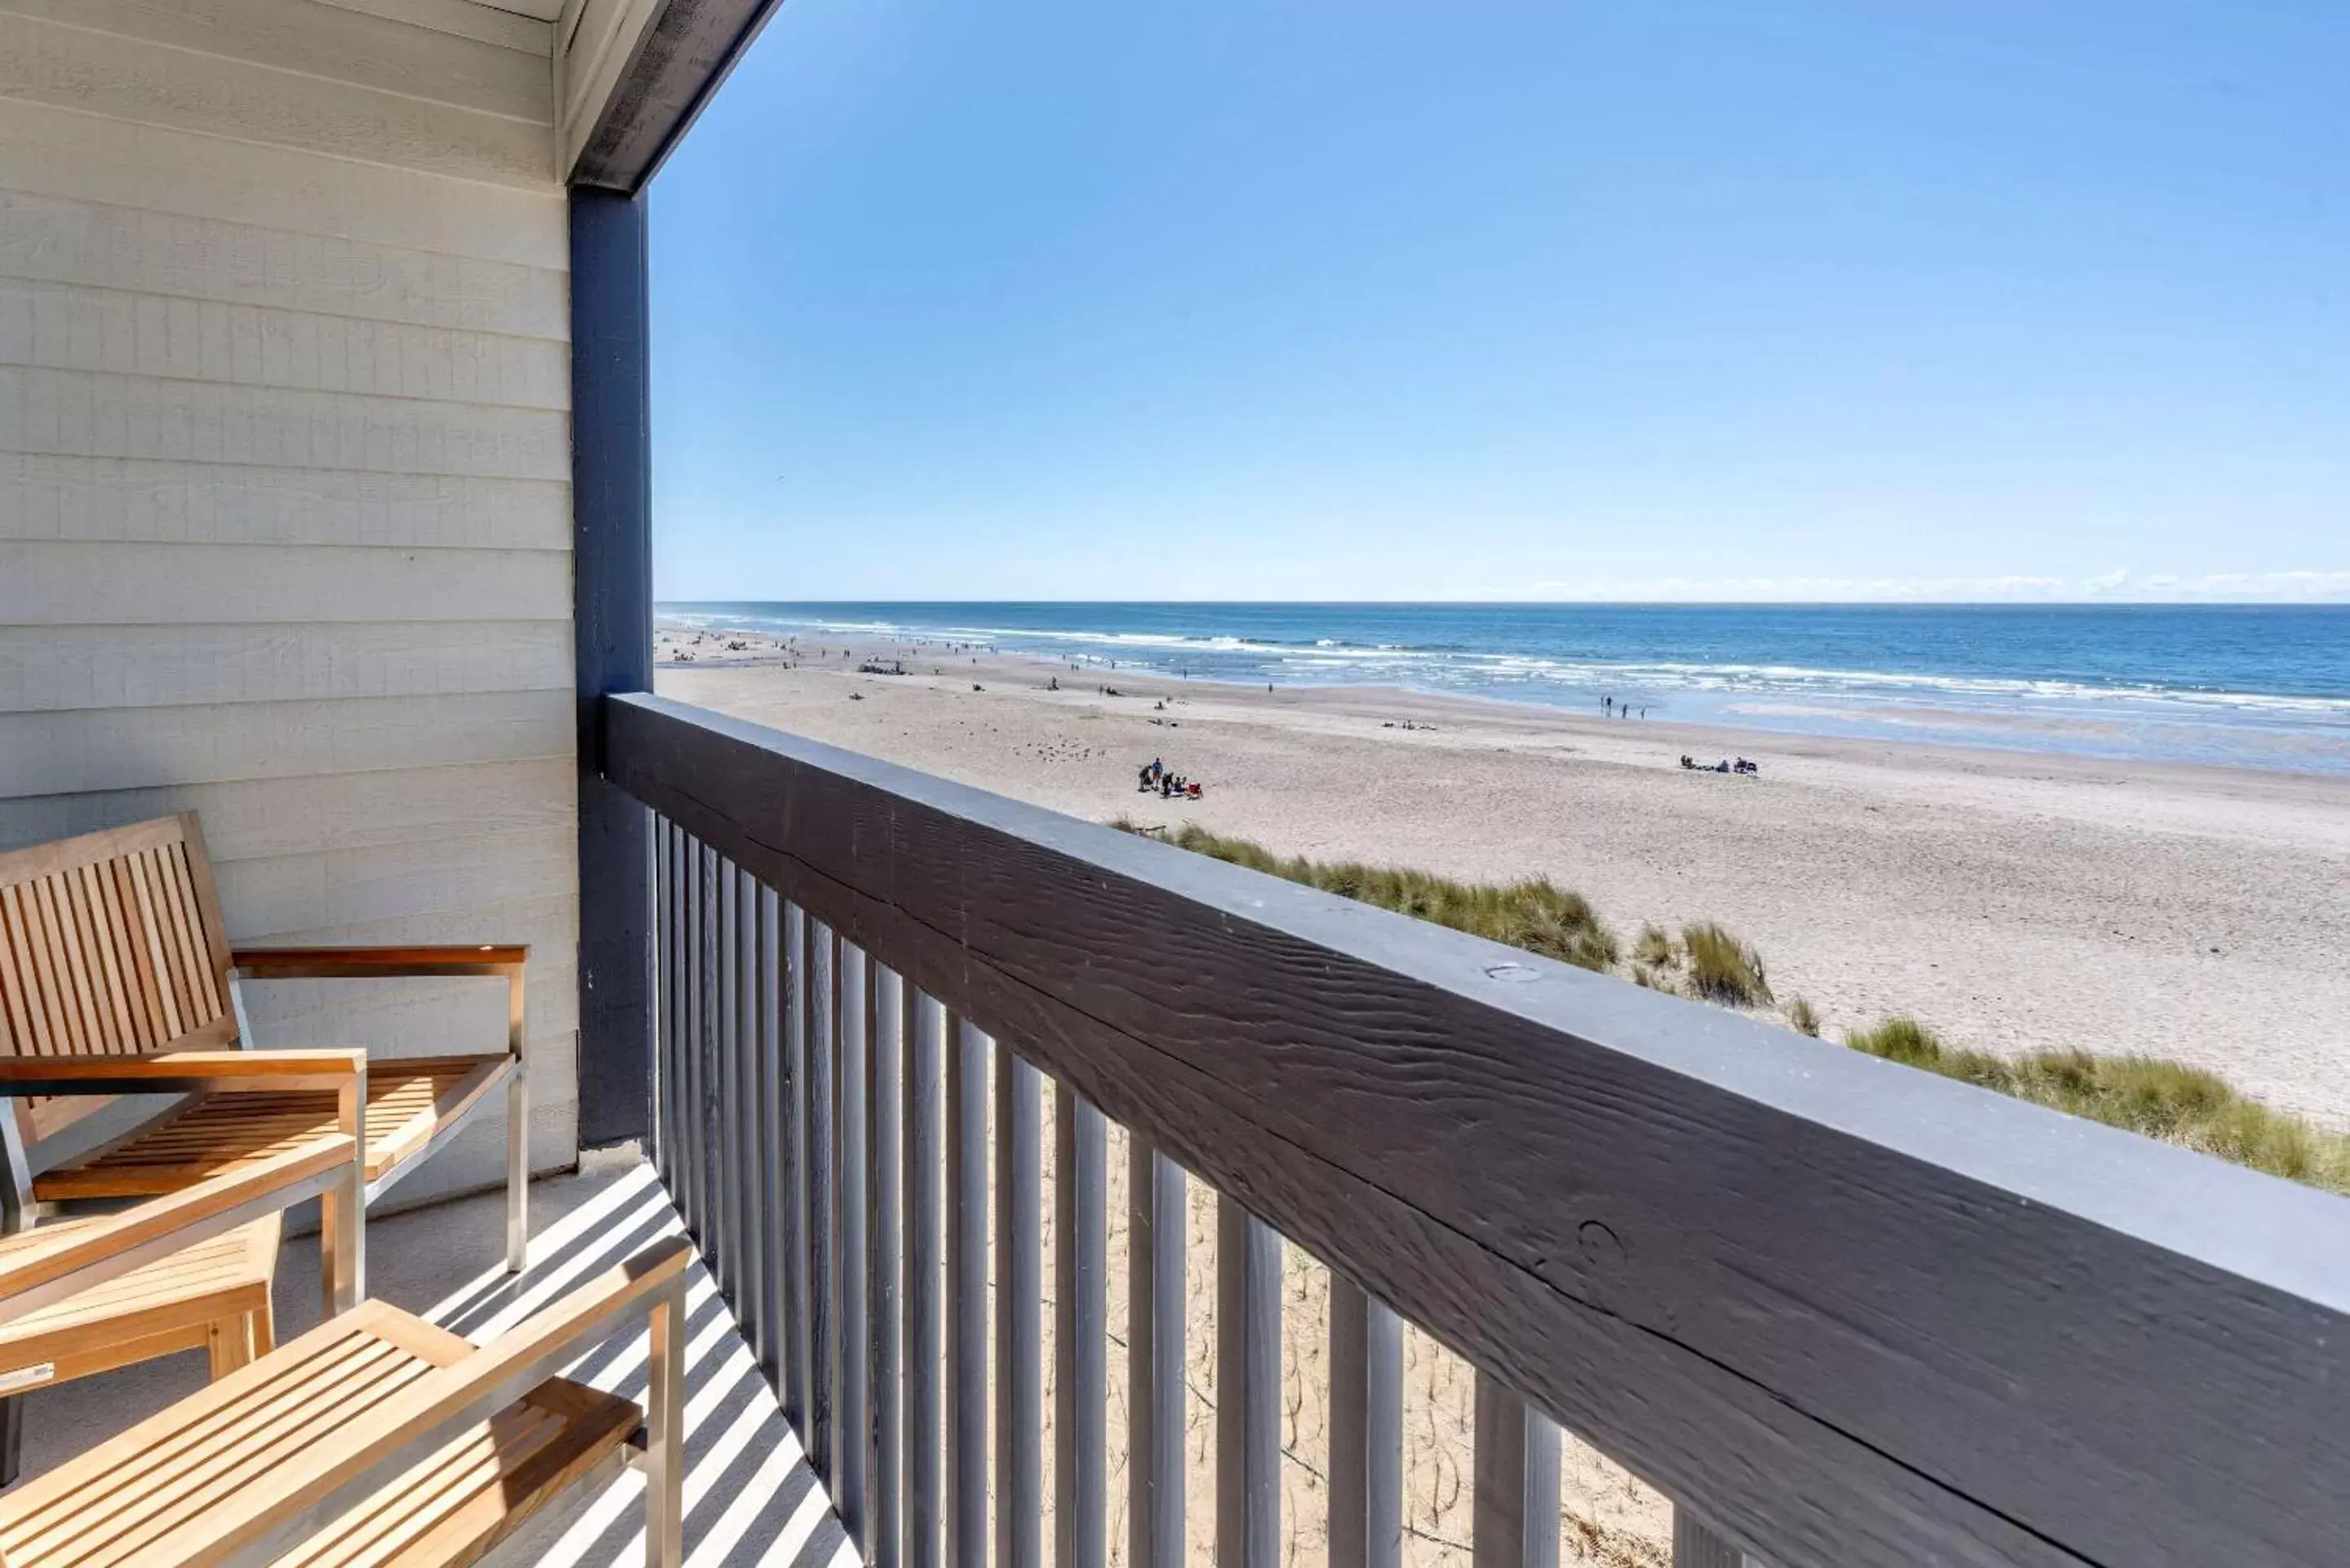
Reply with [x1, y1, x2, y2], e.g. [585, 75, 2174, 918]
[6, 2, 2350, 1563]
[12, 691, 2350, 1568]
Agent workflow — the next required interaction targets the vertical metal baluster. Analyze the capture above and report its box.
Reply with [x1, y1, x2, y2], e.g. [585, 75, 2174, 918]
[872, 966, 906, 1568]
[997, 1045, 1043, 1568]
[905, 988, 945, 1568]
[1128, 1140, 1184, 1568]
[735, 864, 765, 1363]
[1217, 1197, 1281, 1568]
[1672, 1511, 1758, 1568]
[1055, 1087, 1107, 1568]
[1330, 1279, 1403, 1568]
[697, 841, 722, 1264]
[655, 821, 676, 1189]
[945, 1015, 988, 1568]
[713, 855, 737, 1298]
[757, 882, 786, 1395]
[808, 917, 839, 1482]
[783, 901, 813, 1437]
[839, 942, 873, 1539]
[1473, 1376, 1559, 1568]
[680, 835, 704, 1241]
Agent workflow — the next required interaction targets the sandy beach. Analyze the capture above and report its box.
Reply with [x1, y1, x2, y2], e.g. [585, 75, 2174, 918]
[658, 624, 2350, 1128]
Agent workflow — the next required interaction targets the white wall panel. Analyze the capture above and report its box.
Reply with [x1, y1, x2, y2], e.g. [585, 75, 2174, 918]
[0, 0, 584, 1171]
[0, 455, 567, 549]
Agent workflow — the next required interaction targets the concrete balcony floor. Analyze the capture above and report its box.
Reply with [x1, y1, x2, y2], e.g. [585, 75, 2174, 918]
[18, 1162, 848, 1568]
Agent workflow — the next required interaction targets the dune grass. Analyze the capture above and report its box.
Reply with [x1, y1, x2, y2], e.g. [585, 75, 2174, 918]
[1119, 817, 2350, 1195]
[1114, 820, 1621, 972]
[1678, 922, 1773, 1006]
[1845, 1018, 2350, 1194]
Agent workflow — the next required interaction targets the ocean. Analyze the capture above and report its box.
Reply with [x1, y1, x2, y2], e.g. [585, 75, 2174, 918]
[659, 602, 2350, 772]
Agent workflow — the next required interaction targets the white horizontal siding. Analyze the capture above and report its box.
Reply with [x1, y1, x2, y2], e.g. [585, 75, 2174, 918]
[0, 99, 563, 269]
[0, 757, 577, 860]
[0, 455, 567, 549]
[0, 189, 563, 338]
[0, 540, 569, 623]
[309, 0, 552, 58]
[0, 0, 584, 1170]
[0, 278, 568, 409]
[0, 0, 550, 122]
[0, 367, 569, 478]
[0, 689, 571, 797]
[0, 11, 551, 187]
[0, 620, 572, 709]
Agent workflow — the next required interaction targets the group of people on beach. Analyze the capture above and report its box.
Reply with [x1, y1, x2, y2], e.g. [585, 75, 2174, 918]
[1681, 754, 1759, 775]
[1137, 758, 1202, 798]
[1602, 695, 1647, 719]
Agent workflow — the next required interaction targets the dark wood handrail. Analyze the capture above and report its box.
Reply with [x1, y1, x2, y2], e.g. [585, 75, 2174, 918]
[604, 689, 2350, 1568]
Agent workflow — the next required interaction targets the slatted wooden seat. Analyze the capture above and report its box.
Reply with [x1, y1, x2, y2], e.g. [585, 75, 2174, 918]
[0, 1134, 362, 1405]
[0, 814, 530, 1277]
[0, 1240, 689, 1568]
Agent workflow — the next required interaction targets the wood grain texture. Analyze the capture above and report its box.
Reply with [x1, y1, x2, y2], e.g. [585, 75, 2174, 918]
[0, 369, 569, 479]
[0, 688, 571, 797]
[0, 622, 571, 713]
[0, 190, 566, 338]
[0, 98, 565, 269]
[604, 692, 2350, 1568]
[0, 11, 554, 188]
[1, 542, 566, 625]
[0, 455, 566, 549]
[0, 0, 551, 122]
[0, 278, 568, 409]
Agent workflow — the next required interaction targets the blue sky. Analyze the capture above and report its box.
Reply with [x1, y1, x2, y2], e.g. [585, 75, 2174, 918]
[648, 1, 2349, 602]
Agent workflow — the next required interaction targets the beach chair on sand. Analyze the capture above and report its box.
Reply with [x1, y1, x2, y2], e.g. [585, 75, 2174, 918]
[0, 814, 531, 1278]
[0, 1237, 689, 1568]
[0, 1129, 363, 1393]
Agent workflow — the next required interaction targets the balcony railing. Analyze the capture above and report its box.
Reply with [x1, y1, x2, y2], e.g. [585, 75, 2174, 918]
[601, 691, 2350, 1568]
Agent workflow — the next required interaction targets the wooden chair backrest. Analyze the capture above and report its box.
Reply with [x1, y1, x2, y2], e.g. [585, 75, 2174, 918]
[0, 814, 238, 1142]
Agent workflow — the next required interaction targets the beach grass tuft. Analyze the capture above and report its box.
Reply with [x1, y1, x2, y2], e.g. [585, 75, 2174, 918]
[1844, 1018, 2350, 1194]
[1633, 923, 1676, 969]
[1122, 821, 1622, 972]
[1784, 996, 1821, 1037]
[1679, 922, 1772, 1006]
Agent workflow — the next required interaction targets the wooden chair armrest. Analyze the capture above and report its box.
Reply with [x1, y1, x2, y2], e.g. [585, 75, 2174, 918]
[231, 944, 528, 979]
[0, 1049, 367, 1095]
[0, 1134, 359, 1323]
[145, 1237, 692, 1563]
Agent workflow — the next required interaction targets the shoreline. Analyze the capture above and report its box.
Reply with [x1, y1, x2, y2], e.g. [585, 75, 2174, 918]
[655, 607, 2350, 776]
[655, 624, 2350, 1127]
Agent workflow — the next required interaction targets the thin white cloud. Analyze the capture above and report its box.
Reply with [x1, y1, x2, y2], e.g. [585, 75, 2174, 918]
[1487, 570, 2350, 603]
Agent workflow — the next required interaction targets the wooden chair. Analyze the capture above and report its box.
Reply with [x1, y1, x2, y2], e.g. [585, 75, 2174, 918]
[0, 1237, 690, 1568]
[0, 1051, 370, 1485]
[0, 1130, 365, 1397]
[0, 813, 530, 1280]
